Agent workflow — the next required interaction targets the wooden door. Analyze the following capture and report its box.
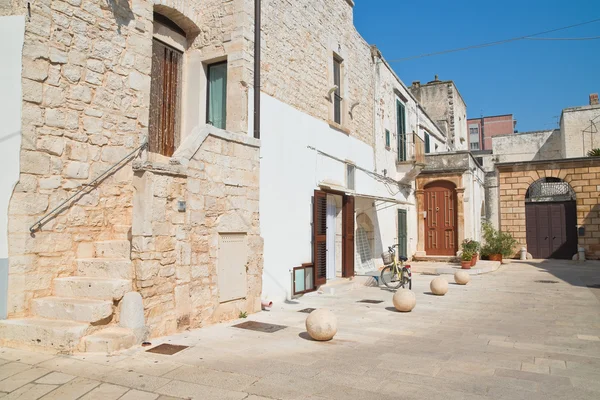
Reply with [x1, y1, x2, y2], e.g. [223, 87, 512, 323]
[397, 209, 407, 258]
[424, 181, 457, 256]
[313, 190, 327, 286]
[342, 195, 355, 278]
[526, 201, 577, 259]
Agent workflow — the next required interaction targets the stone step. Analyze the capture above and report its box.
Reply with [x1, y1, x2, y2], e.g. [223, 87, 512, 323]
[32, 297, 113, 323]
[54, 277, 131, 301]
[94, 240, 131, 259]
[77, 258, 132, 280]
[0, 318, 89, 353]
[83, 327, 136, 353]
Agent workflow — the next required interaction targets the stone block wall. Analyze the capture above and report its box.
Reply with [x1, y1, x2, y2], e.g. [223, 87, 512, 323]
[260, 0, 374, 146]
[131, 131, 262, 338]
[5, 0, 255, 322]
[498, 159, 600, 259]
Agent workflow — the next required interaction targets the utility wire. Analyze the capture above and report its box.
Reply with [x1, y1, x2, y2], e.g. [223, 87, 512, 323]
[388, 18, 600, 63]
[525, 36, 600, 41]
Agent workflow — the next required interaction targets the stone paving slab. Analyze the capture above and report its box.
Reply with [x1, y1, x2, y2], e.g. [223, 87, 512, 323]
[0, 260, 599, 399]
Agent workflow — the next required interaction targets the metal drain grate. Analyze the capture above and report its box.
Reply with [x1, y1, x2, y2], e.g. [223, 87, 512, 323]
[232, 321, 287, 333]
[146, 344, 188, 355]
[535, 280, 559, 284]
[358, 299, 384, 304]
[298, 308, 316, 313]
[587, 284, 600, 289]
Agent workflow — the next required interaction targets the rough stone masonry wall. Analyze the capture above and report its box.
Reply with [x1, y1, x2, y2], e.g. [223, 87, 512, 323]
[498, 160, 600, 259]
[132, 133, 262, 338]
[5, 0, 251, 318]
[260, 0, 374, 146]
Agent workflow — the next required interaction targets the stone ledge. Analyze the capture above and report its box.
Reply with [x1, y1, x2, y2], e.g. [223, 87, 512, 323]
[132, 160, 188, 177]
[170, 125, 260, 167]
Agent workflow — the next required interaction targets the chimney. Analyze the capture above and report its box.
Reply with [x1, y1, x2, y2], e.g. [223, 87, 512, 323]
[411, 81, 420, 88]
[590, 93, 599, 106]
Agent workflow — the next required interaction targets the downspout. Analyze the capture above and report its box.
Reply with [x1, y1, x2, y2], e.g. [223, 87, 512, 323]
[253, 0, 261, 139]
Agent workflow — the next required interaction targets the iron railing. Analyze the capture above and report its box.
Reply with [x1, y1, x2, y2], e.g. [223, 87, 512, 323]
[29, 141, 147, 234]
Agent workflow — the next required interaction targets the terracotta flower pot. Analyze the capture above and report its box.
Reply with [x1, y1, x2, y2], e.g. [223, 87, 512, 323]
[489, 254, 502, 262]
[461, 260, 472, 269]
[471, 254, 478, 266]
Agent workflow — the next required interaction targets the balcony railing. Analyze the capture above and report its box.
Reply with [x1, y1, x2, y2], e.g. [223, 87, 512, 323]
[413, 132, 425, 164]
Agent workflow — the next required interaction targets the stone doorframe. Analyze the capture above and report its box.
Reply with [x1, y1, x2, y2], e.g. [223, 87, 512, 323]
[415, 173, 465, 257]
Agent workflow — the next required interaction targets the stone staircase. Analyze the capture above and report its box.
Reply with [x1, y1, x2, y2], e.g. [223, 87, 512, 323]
[0, 239, 138, 354]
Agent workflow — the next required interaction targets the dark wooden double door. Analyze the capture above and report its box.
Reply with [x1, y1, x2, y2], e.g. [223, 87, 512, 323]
[313, 190, 354, 286]
[525, 201, 577, 259]
[424, 181, 457, 256]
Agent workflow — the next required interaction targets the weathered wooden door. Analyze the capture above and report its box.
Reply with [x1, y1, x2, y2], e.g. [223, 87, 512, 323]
[526, 201, 577, 259]
[424, 181, 457, 256]
[342, 195, 355, 278]
[313, 190, 327, 286]
[397, 209, 407, 258]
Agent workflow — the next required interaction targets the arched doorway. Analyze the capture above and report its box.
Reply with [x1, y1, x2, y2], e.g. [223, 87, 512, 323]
[525, 178, 577, 259]
[424, 180, 457, 256]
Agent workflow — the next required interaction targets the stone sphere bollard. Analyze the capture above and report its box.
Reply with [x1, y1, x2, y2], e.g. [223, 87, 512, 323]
[305, 309, 338, 341]
[392, 289, 416, 312]
[454, 270, 471, 285]
[430, 277, 448, 295]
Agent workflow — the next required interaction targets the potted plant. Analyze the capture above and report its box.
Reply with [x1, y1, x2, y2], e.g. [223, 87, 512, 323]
[461, 250, 473, 269]
[462, 239, 481, 266]
[480, 222, 518, 262]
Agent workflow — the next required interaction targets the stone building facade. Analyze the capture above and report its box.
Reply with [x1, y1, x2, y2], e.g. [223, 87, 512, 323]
[497, 158, 600, 260]
[0, 0, 263, 352]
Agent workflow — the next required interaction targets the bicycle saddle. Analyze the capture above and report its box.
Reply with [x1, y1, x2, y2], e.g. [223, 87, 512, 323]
[399, 256, 408, 262]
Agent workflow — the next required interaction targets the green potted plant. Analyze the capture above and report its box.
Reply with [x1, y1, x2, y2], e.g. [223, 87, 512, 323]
[461, 250, 473, 269]
[480, 222, 518, 262]
[462, 239, 481, 266]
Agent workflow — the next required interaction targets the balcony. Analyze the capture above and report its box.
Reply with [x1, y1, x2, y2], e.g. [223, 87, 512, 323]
[397, 132, 427, 184]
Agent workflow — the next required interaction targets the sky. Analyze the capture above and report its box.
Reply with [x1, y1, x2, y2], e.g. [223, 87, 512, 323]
[353, 0, 600, 132]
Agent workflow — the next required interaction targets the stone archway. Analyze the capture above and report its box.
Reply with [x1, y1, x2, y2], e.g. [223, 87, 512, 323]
[525, 177, 577, 259]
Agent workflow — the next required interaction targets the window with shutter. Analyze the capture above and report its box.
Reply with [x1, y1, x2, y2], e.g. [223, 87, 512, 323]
[385, 129, 390, 149]
[342, 195, 355, 278]
[207, 62, 228, 129]
[313, 190, 327, 286]
[149, 38, 183, 157]
[333, 56, 343, 125]
[425, 133, 431, 154]
[397, 100, 407, 161]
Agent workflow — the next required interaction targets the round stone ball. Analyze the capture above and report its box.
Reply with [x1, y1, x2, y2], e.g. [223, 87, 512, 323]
[454, 270, 471, 285]
[430, 277, 449, 295]
[305, 309, 338, 341]
[392, 289, 416, 312]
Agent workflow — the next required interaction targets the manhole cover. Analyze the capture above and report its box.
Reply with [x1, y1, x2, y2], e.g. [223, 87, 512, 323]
[357, 299, 384, 304]
[587, 284, 600, 289]
[535, 280, 559, 284]
[146, 344, 188, 355]
[232, 321, 287, 333]
[298, 308, 316, 313]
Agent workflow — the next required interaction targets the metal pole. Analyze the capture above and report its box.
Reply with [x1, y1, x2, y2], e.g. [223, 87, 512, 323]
[253, 0, 261, 139]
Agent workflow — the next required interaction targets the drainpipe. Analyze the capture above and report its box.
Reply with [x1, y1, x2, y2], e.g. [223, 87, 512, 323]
[253, 0, 261, 139]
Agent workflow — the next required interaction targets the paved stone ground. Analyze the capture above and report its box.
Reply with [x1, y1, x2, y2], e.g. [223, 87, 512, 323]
[1, 260, 600, 400]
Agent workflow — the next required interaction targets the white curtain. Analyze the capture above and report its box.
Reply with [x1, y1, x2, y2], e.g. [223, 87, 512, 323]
[208, 63, 227, 129]
[326, 196, 336, 280]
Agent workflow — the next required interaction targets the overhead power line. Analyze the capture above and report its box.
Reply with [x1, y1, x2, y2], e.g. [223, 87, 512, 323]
[388, 18, 600, 63]
[524, 36, 600, 41]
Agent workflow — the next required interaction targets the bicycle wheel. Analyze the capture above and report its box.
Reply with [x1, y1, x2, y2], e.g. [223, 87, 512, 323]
[380, 265, 403, 289]
[401, 268, 412, 290]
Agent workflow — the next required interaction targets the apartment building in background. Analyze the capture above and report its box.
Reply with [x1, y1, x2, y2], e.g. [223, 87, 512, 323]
[468, 114, 517, 150]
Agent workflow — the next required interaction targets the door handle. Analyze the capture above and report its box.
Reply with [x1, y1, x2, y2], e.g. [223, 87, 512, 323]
[545, 237, 548, 240]
[553, 237, 556, 240]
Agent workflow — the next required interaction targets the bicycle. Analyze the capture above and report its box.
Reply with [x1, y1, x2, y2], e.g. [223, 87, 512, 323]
[380, 244, 412, 290]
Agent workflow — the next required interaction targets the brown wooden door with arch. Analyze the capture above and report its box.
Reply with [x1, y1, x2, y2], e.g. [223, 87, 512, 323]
[424, 181, 457, 256]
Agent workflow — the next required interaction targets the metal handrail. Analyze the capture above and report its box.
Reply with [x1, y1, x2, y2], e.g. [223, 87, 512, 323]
[29, 141, 148, 234]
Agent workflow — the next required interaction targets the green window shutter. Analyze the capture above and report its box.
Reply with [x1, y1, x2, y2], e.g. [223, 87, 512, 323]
[397, 209, 407, 257]
[397, 100, 406, 161]
[425, 133, 431, 153]
[385, 129, 390, 148]
[207, 62, 227, 129]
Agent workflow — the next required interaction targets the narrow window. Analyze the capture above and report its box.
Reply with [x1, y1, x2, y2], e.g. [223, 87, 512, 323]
[385, 129, 390, 148]
[333, 57, 342, 125]
[346, 163, 355, 191]
[396, 100, 407, 161]
[149, 39, 183, 157]
[424, 133, 431, 154]
[207, 61, 228, 129]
